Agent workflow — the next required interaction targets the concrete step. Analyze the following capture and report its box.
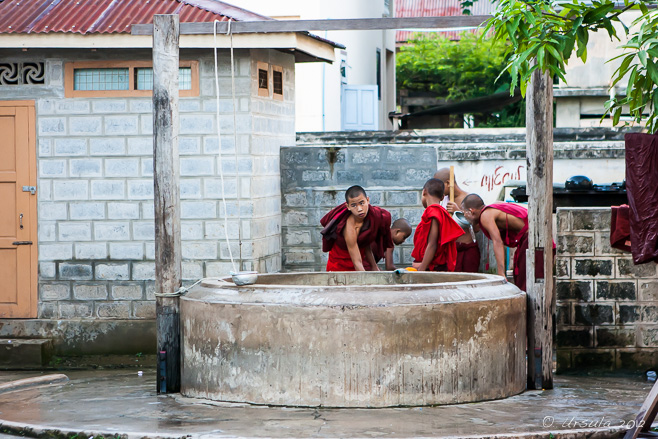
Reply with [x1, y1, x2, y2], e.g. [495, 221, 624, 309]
[0, 338, 54, 369]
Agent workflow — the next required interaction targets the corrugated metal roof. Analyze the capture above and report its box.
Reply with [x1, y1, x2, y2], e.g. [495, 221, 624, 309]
[395, 0, 495, 42]
[0, 0, 271, 34]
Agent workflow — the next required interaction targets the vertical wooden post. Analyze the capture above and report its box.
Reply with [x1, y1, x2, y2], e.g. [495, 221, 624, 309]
[525, 68, 554, 390]
[153, 14, 181, 393]
[449, 166, 455, 203]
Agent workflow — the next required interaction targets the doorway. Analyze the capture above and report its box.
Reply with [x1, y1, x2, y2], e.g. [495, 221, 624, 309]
[0, 101, 37, 318]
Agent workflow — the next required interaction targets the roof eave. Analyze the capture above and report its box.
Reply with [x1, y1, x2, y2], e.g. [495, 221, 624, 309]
[0, 32, 337, 62]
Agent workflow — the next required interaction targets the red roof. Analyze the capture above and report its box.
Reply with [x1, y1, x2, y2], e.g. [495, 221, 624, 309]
[0, 0, 271, 34]
[395, 0, 495, 42]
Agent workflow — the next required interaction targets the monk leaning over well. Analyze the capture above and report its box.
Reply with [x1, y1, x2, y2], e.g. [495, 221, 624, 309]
[371, 218, 412, 271]
[434, 167, 481, 272]
[411, 179, 465, 272]
[321, 185, 394, 272]
[461, 194, 530, 290]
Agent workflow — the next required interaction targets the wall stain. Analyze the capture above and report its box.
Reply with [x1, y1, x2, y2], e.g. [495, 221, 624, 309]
[325, 147, 340, 178]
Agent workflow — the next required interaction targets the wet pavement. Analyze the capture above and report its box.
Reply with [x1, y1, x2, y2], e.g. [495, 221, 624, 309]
[0, 369, 653, 439]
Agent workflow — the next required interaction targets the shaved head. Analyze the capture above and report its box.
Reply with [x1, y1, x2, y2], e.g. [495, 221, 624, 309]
[392, 218, 412, 234]
[423, 178, 445, 199]
[345, 185, 367, 202]
[434, 168, 451, 183]
[462, 193, 485, 210]
[391, 217, 412, 245]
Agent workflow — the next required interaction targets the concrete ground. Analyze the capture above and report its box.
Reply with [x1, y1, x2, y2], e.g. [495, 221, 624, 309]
[0, 369, 653, 439]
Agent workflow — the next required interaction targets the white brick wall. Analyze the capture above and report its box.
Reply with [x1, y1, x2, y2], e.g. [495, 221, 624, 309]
[35, 49, 292, 319]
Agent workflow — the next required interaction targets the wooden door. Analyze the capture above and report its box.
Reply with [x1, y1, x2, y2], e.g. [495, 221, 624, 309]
[0, 101, 37, 318]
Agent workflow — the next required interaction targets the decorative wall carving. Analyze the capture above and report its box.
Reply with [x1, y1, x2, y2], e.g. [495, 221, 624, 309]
[0, 62, 45, 85]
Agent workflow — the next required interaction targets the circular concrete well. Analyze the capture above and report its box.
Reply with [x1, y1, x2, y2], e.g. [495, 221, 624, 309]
[180, 271, 526, 408]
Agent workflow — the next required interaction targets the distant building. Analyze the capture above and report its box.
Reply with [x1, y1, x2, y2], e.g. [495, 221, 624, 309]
[556, 10, 642, 129]
[395, 0, 495, 45]
[227, 0, 398, 131]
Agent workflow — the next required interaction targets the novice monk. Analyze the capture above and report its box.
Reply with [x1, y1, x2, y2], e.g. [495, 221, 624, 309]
[434, 168, 481, 272]
[370, 218, 412, 270]
[461, 194, 529, 290]
[411, 179, 465, 271]
[321, 185, 394, 271]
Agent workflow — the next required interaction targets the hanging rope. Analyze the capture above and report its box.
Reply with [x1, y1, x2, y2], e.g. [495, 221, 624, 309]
[213, 19, 237, 273]
[228, 19, 244, 270]
[154, 279, 202, 297]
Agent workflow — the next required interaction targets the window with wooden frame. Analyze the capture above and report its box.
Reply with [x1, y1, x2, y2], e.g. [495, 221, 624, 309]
[272, 65, 283, 101]
[257, 61, 269, 97]
[64, 60, 199, 98]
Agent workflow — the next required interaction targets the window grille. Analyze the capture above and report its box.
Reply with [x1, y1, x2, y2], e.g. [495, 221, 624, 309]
[74, 68, 129, 91]
[0, 62, 46, 85]
[65, 61, 199, 97]
[134, 67, 192, 90]
[258, 68, 268, 90]
[273, 70, 283, 96]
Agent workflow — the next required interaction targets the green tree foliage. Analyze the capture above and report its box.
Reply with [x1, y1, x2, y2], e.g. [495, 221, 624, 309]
[396, 32, 525, 127]
[607, 7, 658, 131]
[484, 0, 658, 132]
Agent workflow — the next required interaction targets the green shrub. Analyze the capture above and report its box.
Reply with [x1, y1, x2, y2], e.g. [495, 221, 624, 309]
[397, 31, 524, 127]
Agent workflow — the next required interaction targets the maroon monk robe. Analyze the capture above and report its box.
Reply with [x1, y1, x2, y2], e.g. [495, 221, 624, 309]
[321, 204, 393, 271]
[455, 241, 480, 273]
[624, 133, 658, 264]
[481, 203, 529, 291]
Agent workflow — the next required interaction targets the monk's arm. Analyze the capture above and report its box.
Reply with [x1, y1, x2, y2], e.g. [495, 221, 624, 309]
[480, 211, 506, 277]
[344, 222, 366, 271]
[418, 219, 440, 271]
[364, 246, 380, 271]
[384, 247, 396, 271]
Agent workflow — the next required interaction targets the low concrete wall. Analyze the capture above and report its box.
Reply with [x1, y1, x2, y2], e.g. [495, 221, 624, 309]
[0, 319, 155, 357]
[556, 207, 658, 372]
[282, 128, 626, 273]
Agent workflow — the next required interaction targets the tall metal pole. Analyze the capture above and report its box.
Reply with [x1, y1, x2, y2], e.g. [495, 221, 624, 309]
[153, 14, 182, 393]
[525, 68, 554, 390]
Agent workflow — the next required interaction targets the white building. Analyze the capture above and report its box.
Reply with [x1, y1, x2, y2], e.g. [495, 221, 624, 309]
[556, 10, 642, 128]
[228, 0, 398, 131]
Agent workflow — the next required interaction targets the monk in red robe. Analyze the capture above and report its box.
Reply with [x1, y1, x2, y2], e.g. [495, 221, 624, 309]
[461, 194, 529, 290]
[411, 179, 465, 271]
[321, 185, 394, 271]
[434, 168, 481, 272]
[371, 218, 412, 270]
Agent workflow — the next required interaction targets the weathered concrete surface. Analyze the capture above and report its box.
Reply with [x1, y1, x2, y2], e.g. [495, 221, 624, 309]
[0, 374, 68, 395]
[0, 369, 653, 439]
[181, 272, 526, 407]
[0, 319, 155, 357]
[0, 339, 53, 369]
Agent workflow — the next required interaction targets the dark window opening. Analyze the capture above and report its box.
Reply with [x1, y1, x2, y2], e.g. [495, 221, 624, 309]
[258, 69, 268, 90]
[376, 49, 381, 100]
[273, 70, 283, 96]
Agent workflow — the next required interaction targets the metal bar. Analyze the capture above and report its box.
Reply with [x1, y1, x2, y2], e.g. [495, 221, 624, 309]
[132, 15, 491, 36]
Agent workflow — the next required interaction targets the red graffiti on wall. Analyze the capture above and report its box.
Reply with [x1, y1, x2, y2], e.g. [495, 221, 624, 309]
[481, 165, 525, 191]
